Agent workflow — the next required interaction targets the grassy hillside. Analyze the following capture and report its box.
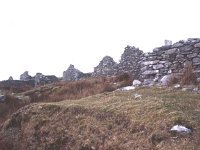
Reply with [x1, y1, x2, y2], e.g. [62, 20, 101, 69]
[0, 87, 200, 150]
[0, 74, 132, 126]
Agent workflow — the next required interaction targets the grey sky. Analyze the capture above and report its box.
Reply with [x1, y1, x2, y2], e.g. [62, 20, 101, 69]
[0, 0, 200, 80]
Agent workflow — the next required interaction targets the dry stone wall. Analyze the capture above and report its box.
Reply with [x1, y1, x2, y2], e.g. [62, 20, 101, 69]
[117, 46, 143, 78]
[93, 38, 200, 84]
[141, 38, 200, 84]
[92, 56, 118, 77]
[92, 46, 144, 78]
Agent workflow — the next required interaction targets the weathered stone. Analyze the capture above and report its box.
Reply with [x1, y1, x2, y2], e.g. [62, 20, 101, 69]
[165, 48, 177, 55]
[143, 60, 159, 66]
[143, 79, 154, 85]
[172, 42, 184, 48]
[142, 70, 159, 75]
[179, 45, 193, 52]
[20, 71, 32, 81]
[193, 57, 200, 64]
[141, 66, 148, 72]
[194, 43, 200, 48]
[160, 75, 171, 86]
[187, 53, 197, 58]
[153, 64, 164, 70]
[63, 65, 84, 81]
[132, 80, 141, 86]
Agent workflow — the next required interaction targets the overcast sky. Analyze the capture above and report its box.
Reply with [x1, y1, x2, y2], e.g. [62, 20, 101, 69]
[0, 0, 200, 80]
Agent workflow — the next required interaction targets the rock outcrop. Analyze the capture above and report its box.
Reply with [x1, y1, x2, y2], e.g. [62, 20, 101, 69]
[63, 64, 84, 81]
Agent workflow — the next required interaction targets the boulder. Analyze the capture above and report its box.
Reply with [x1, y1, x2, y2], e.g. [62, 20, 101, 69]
[160, 75, 171, 86]
[132, 80, 141, 87]
[63, 64, 84, 81]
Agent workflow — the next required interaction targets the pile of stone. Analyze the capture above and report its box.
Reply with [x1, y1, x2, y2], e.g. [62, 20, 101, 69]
[63, 64, 84, 81]
[92, 56, 118, 77]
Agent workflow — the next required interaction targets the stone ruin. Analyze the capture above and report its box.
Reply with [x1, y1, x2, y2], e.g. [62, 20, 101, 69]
[34, 73, 58, 86]
[2, 38, 200, 87]
[63, 64, 84, 81]
[20, 71, 33, 81]
[18, 71, 58, 86]
[92, 56, 118, 77]
[93, 38, 200, 85]
[92, 45, 144, 79]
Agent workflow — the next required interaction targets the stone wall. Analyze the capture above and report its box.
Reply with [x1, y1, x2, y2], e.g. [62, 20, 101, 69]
[92, 46, 143, 78]
[92, 56, 118, 77]
[93, 38, 200, 84]
[117, 45, 143, 78]
[141, 38, 200, 84]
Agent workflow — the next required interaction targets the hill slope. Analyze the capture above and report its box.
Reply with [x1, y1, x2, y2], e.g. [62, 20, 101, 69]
[0, 87, 200, 150]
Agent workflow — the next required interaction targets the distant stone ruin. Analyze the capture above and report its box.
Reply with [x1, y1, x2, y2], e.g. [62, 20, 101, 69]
[63, 64, 84, 81]
[2, 38, 200, 87]
[20, 71, 32, 81]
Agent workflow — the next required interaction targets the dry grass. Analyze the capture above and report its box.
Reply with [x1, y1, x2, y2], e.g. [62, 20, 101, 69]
[181, 64, 197, 85]
[23, 76, 130, 103]
[0, 76, 131, 126]
[1, 87, 200, 149]
[167, 74, 180, 86]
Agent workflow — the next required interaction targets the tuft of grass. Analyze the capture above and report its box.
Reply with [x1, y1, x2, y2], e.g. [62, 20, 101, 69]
[181, 64, 197, 85]
[167, 74, 180, 86]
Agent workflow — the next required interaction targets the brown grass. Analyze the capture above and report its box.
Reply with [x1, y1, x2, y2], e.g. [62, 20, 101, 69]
[167, 74, 180, 86]
[24, 76, 131, 103]
[181, 64, 197, 85]
[0, 95, 25, 125]
[0, 76, 131, 126]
